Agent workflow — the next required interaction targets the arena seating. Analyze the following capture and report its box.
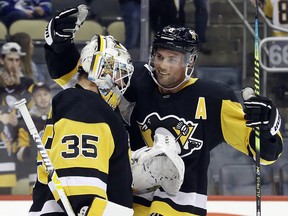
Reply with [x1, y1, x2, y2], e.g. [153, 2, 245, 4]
[0, 21, 8, 41]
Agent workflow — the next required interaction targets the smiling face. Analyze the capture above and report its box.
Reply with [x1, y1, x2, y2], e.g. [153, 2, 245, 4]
[154, 48, 186, 89]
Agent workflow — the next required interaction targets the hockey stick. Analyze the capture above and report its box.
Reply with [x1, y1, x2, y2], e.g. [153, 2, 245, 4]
[253, 1, 261, 215]
[14, 99, 76, 216]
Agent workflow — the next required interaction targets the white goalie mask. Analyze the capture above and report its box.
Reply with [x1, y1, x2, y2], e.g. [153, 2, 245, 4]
[80, 35, 134, 109]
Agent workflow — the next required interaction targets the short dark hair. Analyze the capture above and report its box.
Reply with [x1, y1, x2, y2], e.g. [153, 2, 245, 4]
[77, 66, 89, 80]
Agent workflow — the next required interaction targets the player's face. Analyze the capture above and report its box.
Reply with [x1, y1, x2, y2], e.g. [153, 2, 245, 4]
[33, 89, 52, 109]
[154, 48, 186, 89]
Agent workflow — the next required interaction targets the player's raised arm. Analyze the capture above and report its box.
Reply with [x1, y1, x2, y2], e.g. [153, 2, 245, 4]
[44, 4, 88, 88]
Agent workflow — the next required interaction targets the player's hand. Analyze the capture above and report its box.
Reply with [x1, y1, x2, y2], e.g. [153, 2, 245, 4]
[242, 87, 281, 137]
[45, 4, 88, 53]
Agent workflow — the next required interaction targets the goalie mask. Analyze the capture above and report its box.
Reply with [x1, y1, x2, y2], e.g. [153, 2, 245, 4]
[147, 26, 199, 90]
[80, 35, 134, 109]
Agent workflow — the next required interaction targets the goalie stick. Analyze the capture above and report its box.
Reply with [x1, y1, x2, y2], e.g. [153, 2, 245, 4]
[14, 99, 76, 216]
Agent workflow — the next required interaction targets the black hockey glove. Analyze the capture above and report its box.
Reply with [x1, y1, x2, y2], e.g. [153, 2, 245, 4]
[45, 4, 88, 53]
[242, 87, 282, 138]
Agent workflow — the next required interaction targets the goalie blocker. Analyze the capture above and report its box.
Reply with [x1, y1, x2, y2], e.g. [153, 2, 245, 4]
[131, 134, 185, 195]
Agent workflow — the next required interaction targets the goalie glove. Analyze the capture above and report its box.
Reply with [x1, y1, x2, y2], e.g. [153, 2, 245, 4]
[131, 134, 185, 196]
[45, 4, 88, 53]
[242, 87, 282, 137]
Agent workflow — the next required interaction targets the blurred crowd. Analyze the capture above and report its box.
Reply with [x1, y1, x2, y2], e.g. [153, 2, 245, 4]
[0, 41, 52, 195]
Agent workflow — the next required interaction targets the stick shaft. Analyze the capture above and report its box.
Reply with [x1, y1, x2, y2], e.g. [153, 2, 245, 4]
[14, 99, 76, 216]
[254, 1, 261, 215]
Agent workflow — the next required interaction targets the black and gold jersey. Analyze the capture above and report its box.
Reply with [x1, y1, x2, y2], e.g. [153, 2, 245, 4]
[124, 65, 283, 216]
[44, 44, 283, 216]
[29, 84, 133, 215]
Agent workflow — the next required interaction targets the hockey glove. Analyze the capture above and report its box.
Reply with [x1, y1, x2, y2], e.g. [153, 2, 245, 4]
[45, 4, 88, 53]
[131, 134, 185, 196]
[242, 87, 282, 137]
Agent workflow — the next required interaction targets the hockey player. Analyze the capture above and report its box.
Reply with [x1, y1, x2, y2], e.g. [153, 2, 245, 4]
[43, 5, 283, 216]
[44, 3, 185, 199]
[28, 34, 135, 215]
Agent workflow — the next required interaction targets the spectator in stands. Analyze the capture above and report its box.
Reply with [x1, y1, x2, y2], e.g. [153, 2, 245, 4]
[16, 82, 52, 194]
[178, 0, 212, 55]
[0, 0, 52, 28]
[119, 0, 141, 50]
[0, 42, 35, 91]
[29, 82, 51, 124]
[0, 42, 33, 194]
[9, 32, 42, 82]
